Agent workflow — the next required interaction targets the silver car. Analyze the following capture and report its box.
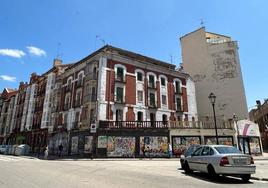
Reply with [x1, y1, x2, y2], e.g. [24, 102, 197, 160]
[183, 145, 256, 182]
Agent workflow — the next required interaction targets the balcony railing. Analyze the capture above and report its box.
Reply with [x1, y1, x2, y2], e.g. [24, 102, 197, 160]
[99, 121, 168, 129]
[99, 120, 234, 130]
[169, 121, 234, 129]
[176, 106, 183, 112]
[148, 102, 157, 109]
[175, 88, 182, 95]
[115, 97, 125, 104]
[148, 82, 156, 89]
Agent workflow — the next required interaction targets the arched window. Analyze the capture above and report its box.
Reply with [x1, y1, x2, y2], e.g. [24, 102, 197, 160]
[93, 67, 97, 79]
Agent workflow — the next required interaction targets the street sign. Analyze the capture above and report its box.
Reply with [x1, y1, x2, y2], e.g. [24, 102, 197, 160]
[90, 123, 96, 133]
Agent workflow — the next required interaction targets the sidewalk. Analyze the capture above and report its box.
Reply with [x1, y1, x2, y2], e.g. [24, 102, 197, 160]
[253, 150, 268, 161]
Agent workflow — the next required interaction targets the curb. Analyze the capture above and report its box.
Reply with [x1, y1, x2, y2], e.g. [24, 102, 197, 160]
[251, 176, 268, 181]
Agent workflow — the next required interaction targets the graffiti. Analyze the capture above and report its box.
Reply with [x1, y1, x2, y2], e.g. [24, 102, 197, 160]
[192, 74, 206, 82]
[107, 137, 136, 157]
[97, 136, 107, 148]
[48, 132, 68, 155]
[84, 136, 93, 154]
[71, 136, 78, 155]
[172, 137, 200, 156]
[205, 137, 233, 146]
[211, 50, 238, 81]
[140, 136, 168, 157]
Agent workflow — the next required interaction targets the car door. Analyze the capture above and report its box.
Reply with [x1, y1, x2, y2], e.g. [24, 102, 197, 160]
[187, 146, 203, 171]
[199, 146, 213, 172]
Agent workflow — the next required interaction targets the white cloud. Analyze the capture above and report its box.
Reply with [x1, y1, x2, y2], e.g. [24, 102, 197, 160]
[26, 46, 46, 57]
[0, 49, 25, 58]
[0, 75, 16, 82]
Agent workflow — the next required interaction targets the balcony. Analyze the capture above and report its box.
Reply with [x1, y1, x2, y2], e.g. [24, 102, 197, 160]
[148, 82, 156, 89]
[99, 121, 169, 129]
[169, 121, 234, 129]
[114, 97, 125, 104]
[115, 76, 126, 83]
[176, 106, 183, 112]
[148, 102, 157, 109]
[175, 88, 182, 95]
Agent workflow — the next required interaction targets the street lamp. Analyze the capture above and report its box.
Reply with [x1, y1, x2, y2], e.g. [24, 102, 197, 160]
[233, 113, 241, 151]
[208, 92, 219, 145]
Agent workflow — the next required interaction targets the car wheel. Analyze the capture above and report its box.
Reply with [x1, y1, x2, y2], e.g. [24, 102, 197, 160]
[241, 174, 251, 182]
[207, 165, 218, 178]
[184, 162, 192, 174]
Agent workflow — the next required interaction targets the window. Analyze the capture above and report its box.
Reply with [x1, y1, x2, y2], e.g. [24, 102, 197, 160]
[91, 87, 96, 101]
[137, 111, 143, 121]
[192, 147, 203, 156]
[137, 72, 143, 81]
[149, 93, 155, 106]
[116, 87, 124, 103]
[161, 77, 166, 86]
[138, 90, 143, 102]
[117, 67, 124, 81]
[162, 95, 167, 105]
[148, 75, 155, 87]
[93, 67, 97, 79]
[76, 91, 81, 106]
[201, 147, 210, 156]
[175, 81, 181, 93]
[176, 97, 182, 111]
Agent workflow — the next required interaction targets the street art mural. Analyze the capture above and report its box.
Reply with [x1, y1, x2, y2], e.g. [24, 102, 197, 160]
[48, 132, 68, 155]
[140, 136, 168, 157]
[71, 136, 78, 155]
[205, 136, 233, 146]
[107, 136, 136, 157]
[84, 136, 93, 154]
[172, 136, 200, 156]
[97, 136, 107, 148]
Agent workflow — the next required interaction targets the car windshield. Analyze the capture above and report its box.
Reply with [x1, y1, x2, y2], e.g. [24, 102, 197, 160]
[215, 146, 241, 154]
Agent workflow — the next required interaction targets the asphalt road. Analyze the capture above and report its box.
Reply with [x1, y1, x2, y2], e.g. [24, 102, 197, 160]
[0, 155, 267, 188]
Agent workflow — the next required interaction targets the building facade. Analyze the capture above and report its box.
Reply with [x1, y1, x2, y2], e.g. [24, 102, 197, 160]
[181, 27, 248, 121]
[0, 45, 238, 157]
[249, 100, 268, 150]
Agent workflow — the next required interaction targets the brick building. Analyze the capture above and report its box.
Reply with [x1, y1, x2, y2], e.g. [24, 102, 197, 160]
[249, 100, 268, 150]
[0, 45, 237, 157]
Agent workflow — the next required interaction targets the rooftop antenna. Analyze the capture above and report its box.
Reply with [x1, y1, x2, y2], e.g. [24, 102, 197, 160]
[200, 18, 205, 27]
[95, 35, 106, 50]
[56, 42, 62, 59]
[169, 54, 173, 64]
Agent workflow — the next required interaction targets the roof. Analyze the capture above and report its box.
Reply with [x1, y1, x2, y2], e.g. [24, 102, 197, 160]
[6, 88, 17, 93]
[180, 27, 205, 40]
[66, 45, 177, 71]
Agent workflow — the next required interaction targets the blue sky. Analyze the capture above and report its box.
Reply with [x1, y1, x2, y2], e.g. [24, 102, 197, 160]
[0, 0, 267, 110]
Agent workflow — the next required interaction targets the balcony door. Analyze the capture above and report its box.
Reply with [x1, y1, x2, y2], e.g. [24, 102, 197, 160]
[150, 113, 155, 127]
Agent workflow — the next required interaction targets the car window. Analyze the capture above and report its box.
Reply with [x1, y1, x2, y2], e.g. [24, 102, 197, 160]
[209, 148, 214, 155]
[215, 146, 241, 154]
[192, 147, 203, 156]
[201, 146, 210, 156]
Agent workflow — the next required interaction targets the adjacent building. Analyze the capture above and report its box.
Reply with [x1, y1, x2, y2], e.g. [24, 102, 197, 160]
[181, 27, 248, 121]
[249, 100, 268, 150]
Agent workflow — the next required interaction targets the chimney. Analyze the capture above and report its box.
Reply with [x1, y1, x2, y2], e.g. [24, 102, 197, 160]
[53, 59, 62, 67]
[256, 100, 261, 108]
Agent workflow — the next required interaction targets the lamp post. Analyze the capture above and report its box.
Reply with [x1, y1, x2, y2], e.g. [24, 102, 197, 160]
[233, 113, 241, 150]
[208, 93, 219, 145]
